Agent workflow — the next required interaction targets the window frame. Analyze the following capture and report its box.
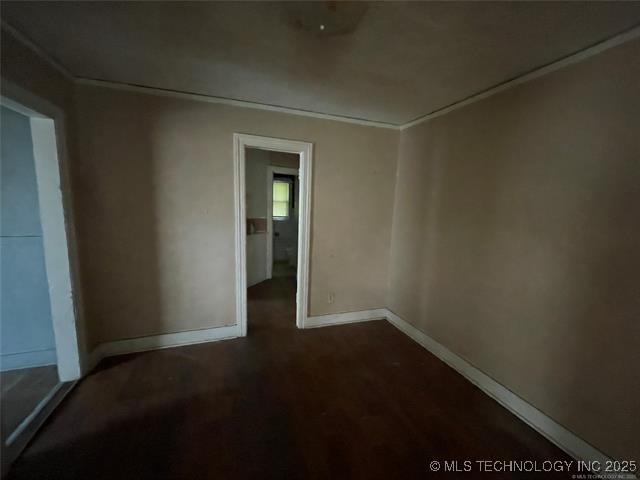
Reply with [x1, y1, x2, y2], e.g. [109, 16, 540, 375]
[272, 178, 292, 221]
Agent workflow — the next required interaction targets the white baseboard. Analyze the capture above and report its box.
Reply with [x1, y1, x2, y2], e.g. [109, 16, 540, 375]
[304, 308, 387, 328]
[88, 324, 239, 371]
[6, 382, 63, 446]
[1, 380, 76, 475]
[384, 308, 617, 468]
[80, 307, 618, 471]
[1, 348, 57, 371]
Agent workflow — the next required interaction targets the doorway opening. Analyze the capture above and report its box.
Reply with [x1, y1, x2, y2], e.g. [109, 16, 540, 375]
[267, 165, 299, 280]
[233, 134, 312, 335]
[1, 88, 81, 470]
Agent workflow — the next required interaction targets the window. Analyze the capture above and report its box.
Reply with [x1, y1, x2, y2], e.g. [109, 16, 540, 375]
[273, 180, 290, 220]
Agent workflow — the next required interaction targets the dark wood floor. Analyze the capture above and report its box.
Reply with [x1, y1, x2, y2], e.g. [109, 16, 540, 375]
[8, 278, 571, 479]
[1, 365, 59, 445]
[272, 259, 296, 278]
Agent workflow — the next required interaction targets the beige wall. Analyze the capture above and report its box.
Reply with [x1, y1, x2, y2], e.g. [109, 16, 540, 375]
[5, 20, 639, 462]
[74, 85, 399, 346]
[388, 38, 640, 461]
[1, 26, 399, 352]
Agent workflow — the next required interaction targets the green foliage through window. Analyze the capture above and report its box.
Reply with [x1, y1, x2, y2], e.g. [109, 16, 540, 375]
[273, 180, 290, 219]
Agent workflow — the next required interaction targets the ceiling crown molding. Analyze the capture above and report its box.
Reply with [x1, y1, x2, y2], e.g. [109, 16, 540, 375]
[3, 20, 640, 131]
[1, 20, 74, 81]
[400, 23, 640, 130]
[74, 78, 400, 129]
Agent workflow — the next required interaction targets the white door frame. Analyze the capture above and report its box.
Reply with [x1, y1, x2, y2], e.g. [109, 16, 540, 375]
[1, 80, 83, 382]
[233, 133, 313, 335]
[266, 165, 299, 280]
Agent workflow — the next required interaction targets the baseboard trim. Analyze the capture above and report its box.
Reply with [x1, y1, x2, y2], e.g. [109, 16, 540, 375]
[81, 308, 618, 470]
[1, 349, 57, 372]
[5, 382, 63, 446]
[304, 309, 387, 328]
[383, 308, 618, 468]
[88, 325, 239, 371]
[1, 380, 76, 475]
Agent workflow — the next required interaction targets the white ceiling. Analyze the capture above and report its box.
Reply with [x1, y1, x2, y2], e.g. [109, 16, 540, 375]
[3, 1, 640, 125]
